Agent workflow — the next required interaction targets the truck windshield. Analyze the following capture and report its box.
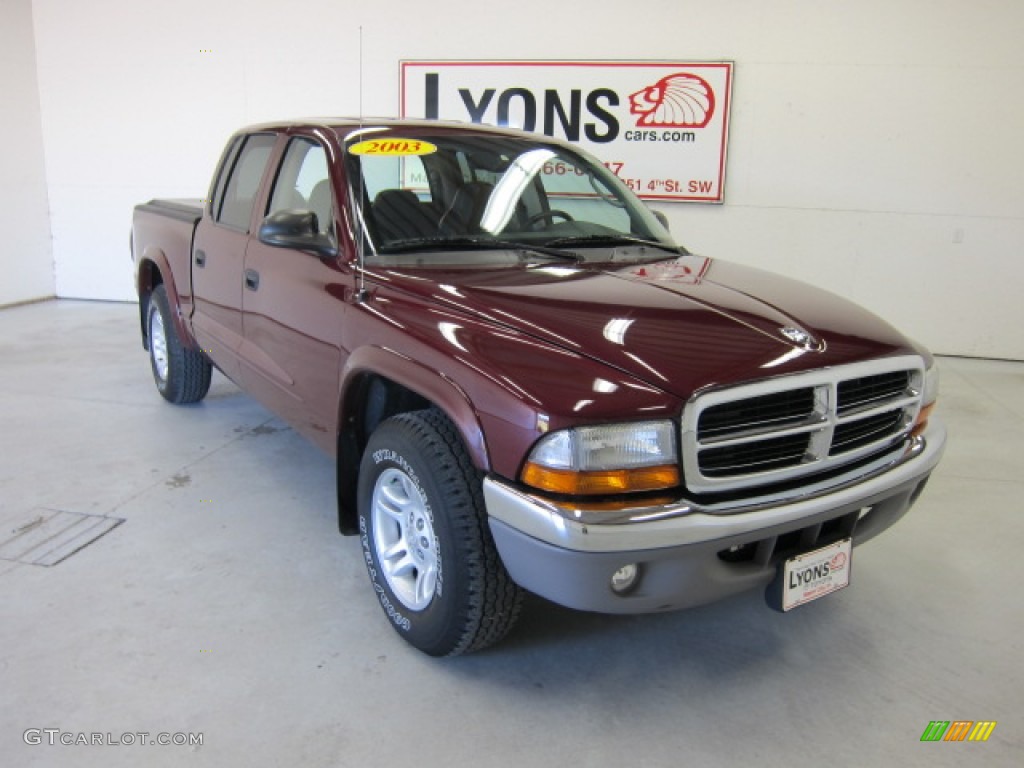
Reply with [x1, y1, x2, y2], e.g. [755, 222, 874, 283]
[343, 130, 679, 262]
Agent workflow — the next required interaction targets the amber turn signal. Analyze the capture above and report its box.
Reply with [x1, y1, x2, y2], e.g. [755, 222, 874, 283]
[911, 402, 935, 438]
[521, 463, 680, 496]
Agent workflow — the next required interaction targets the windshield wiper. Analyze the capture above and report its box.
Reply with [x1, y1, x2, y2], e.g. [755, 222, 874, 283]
[379, 236, 580, 262]
[545, 234, 682, 254]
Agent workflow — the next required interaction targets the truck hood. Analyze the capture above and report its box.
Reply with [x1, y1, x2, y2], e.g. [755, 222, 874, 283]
[375, 253, 916, 398]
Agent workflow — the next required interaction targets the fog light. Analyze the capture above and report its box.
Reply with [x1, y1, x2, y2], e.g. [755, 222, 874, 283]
[610, 563, 640, 595]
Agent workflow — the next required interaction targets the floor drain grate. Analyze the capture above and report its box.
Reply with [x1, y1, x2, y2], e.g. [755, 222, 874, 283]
[0, 508, 124, 566]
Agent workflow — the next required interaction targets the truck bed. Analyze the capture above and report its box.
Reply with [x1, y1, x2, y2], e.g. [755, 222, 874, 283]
[131, 198, 205, 346]
[134, 198, 205, 224]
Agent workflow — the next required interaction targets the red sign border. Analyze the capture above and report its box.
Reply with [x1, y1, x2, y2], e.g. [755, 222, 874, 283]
[399, 60, 733, 203]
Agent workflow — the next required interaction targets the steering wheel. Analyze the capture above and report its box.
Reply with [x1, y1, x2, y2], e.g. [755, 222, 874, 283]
[527, 209, 575, 228]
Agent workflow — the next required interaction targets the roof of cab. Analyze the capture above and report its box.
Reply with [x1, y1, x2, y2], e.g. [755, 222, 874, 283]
[230, 117, 563, 144]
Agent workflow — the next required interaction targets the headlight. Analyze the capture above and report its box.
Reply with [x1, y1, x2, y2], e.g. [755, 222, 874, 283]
[912, 363, 939, 437]
[521, 420, 680, 495]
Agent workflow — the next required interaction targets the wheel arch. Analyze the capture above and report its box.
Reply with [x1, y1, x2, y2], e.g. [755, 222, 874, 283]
[335, 346, 490, 535]
[136, 247, 195, 352]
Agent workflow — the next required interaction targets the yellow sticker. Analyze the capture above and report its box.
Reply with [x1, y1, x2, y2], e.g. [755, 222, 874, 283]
[348, 138, 437, 156]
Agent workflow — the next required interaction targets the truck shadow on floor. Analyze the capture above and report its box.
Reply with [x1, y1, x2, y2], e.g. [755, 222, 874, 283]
[442, 586, 888, 700]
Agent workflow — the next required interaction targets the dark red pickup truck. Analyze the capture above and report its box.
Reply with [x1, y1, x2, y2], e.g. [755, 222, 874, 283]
[132, 119, 945, 655]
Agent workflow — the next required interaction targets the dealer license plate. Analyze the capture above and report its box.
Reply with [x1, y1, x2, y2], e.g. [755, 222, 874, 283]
[780, 538, 852, 611]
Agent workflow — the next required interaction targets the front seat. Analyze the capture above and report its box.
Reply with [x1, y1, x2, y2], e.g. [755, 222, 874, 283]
[308, 179, 333, 235]
[372, 189, 439, 243]
[438, 181, 494, 235]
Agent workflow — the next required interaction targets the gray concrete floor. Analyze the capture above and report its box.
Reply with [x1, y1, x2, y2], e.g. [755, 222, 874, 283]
[0, 299, 1021, 767]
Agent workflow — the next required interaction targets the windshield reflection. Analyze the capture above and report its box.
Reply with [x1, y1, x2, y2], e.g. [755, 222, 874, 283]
[343, 129, 677, 263]
[479, 148, 555, 233]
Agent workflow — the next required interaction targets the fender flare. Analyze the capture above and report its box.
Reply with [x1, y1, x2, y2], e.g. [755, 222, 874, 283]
[338, 344, 490, 471]
[137, 247, 198, 350]
[334, 345, 492, 535]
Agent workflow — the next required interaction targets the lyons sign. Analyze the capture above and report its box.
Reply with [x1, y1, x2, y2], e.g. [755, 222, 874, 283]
[400, 61, 733, 203]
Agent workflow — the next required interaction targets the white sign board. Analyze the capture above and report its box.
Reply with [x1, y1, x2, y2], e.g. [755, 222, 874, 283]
[400, 61, 733, 203]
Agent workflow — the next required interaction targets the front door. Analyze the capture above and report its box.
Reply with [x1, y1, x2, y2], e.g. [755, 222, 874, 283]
[238, 135, 352, 453]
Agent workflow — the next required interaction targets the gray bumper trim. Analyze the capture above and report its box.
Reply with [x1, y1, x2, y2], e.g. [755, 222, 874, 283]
[485, 419, 944, 613]
[488, 468, 930, 614]
[483, 419, 945, 555]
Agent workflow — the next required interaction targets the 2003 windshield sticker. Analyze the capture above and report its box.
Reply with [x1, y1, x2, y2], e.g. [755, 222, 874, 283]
[348, 138, 437, 156]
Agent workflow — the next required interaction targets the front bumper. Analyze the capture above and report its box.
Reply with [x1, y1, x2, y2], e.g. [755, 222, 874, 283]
[484, 419, 946, 614]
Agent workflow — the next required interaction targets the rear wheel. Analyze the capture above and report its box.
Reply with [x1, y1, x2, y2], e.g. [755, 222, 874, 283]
[147, 284, 212, 404]
[358, 409, 523, 656]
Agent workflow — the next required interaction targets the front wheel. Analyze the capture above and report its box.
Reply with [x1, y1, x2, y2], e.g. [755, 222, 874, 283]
[147, 284, 212, 404]
[358, 409, 523, 656]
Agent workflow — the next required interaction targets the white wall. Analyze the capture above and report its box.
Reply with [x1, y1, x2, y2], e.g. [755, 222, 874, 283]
[30, 0, 1024, 358]
[0, 0, 54, 306]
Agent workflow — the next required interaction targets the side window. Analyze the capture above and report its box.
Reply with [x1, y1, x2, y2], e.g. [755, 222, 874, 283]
[215, 133, 276, 231]
[268, 138, 332, 235]
[208, 136, 242, 215]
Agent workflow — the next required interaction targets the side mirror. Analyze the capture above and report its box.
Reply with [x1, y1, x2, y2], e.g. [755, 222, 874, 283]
[649, 208, 670, 232]
[258, 210, 338, 259]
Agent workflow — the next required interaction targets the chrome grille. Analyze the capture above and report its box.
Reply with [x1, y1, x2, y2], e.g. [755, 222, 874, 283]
[837, 370, 911, 415]
[830, 411, 905, 455]
[699, 389, 816, 437]
[700, 433, 811, 477]
[682, 356, 925, 494]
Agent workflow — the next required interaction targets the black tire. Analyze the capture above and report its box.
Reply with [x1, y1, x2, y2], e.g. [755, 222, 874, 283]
[358, 409, 523, 656]
[146, 284, 212, 404]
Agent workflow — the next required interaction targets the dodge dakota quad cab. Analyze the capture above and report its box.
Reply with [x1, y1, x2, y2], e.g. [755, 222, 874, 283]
[132, 119, 946, 656]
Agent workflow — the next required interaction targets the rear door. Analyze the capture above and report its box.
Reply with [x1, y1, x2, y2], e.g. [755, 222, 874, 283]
[238, 133, 352, 452]
[192, 132, 277, 382]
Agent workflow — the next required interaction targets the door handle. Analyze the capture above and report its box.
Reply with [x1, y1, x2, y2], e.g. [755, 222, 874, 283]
[194, 249, 206, 267]
[244, 269, 260, 291]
